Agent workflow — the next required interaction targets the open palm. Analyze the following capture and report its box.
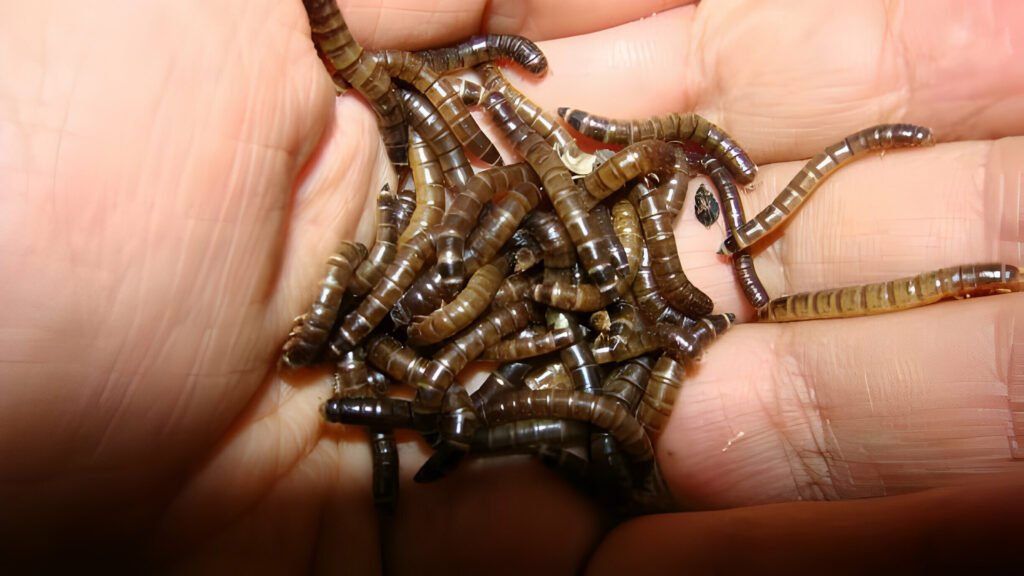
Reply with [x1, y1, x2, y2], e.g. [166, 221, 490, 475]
[2, 0, 1023, 573]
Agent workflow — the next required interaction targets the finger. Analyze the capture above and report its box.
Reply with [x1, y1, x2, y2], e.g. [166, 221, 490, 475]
[510, 0, 1024, 163]
[588, 471, 1024, 575]
[332, 0, 696, 47]
[656, 293, 1024, 508]
[678, 137, 1024, 319]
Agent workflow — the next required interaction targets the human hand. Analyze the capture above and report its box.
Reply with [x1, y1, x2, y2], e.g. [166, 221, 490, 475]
[2, 0, 1023, 573]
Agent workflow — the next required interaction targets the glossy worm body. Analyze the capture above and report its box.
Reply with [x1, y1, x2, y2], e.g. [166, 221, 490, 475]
[377, 49, 502, 165]
[280, 241, 367, 369]
[477, 63, 596, 175]
[631, 179, 714, 317]
[301, 0, 407, 163]
[399, 89, 473, 193]
[486, 92, 626, 304]
[480, 389, 654, 461]
[701, 156, 769, 309]
[758, 263, 1022, 322]
[417, 34, 548, 75]
[349, 185, 407, 296]
[720, 124, 934, 255]
[558, 108, 757, 184]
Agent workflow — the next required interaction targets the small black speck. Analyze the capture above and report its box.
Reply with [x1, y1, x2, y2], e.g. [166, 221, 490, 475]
[694, 183, 720, 228]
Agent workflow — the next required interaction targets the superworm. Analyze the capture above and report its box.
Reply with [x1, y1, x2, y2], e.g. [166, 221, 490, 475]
[486, 92, 625, 304]
[406, 254, 512, 346]
[612, 200, 643, 285]
[522, 210, 577, 272]
[398, 127, 447, 246]
[480, 389, 654, 461]
[561, 337, 603, 396]
[471, 361, 532, 412]
[558, 107, 757, 185]
[635, 354, 686, 437]
[370, 429, 399, 510]
[655, 313, 734, 364]
[416, 34, 548, 75]
[301, 0, 407, 164]
[465, 182, 543, 272]
[580, 139, 683, 210]
[720, 124, 934, 255]
[631, 242, 693, 327]
[531, 280, 605, 312]
[377, 49, 502, 165]
[348, 185, 406, 296]
[399, 88, 473, 192]
[757, 263, 1022, 322]
[330, 230, 435, 355]
[494, 270, 542, 306]
[477, 63, 596, 175]
[280, 240, 367, 369]
[601, 354, 655, 412]
[702, 156, 770, 308]
[590, 204, 631, 281]
[472, 419, 590, 453]
[631, 179, 714, 317]
[479, 326, 577, 362]
[413, 386, 480, 482]
[436, 163, 540, 296]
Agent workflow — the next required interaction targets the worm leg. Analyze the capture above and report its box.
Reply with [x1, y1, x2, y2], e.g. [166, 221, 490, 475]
[720, 124, 933, 255]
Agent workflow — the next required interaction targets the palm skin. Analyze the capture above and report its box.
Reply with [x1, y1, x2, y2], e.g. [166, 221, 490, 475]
[2, 0, 1023, 573]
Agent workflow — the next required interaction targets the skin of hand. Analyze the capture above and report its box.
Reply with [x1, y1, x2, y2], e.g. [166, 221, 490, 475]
[1, 0, 1023, 573]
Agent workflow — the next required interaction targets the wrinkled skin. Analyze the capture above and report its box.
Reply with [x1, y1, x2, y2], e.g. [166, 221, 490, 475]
[2, 0, 1024, 573]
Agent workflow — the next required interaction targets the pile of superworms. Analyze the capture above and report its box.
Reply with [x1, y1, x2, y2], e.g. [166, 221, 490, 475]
[282, 0, 1023, 517]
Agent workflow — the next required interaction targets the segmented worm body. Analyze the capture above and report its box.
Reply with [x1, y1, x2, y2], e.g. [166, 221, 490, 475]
[465, 182, 543, 271]
[331, 230, 435, 355]
[399, 89, 473, 192]
[758, 263, 1021, 322]
[472, 419, 589, 453]
[280, 241, 367, 369]
[407, 254, 512, 345]
[612, 200, 643, 285]
[720, 124, 934, 255]
[416, 34, 548, 74]
[631, 179, 713, 317]
[580, 139, 682, 210]
[481, 389, 654, 461]
[479, 326, 577, 362]
[471, 361, 532, 412]
[477, 64, 596, 175]
[436, 163, 540, 296]
[301, 0, 407, 163]
[558, 108, 757, 184]
[377, 50, 502, 165]
[486, 92, 625, 304]
[702, 156, 769, 308]
[524, 359, 574, 392]
[349, 185, 406, 296]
